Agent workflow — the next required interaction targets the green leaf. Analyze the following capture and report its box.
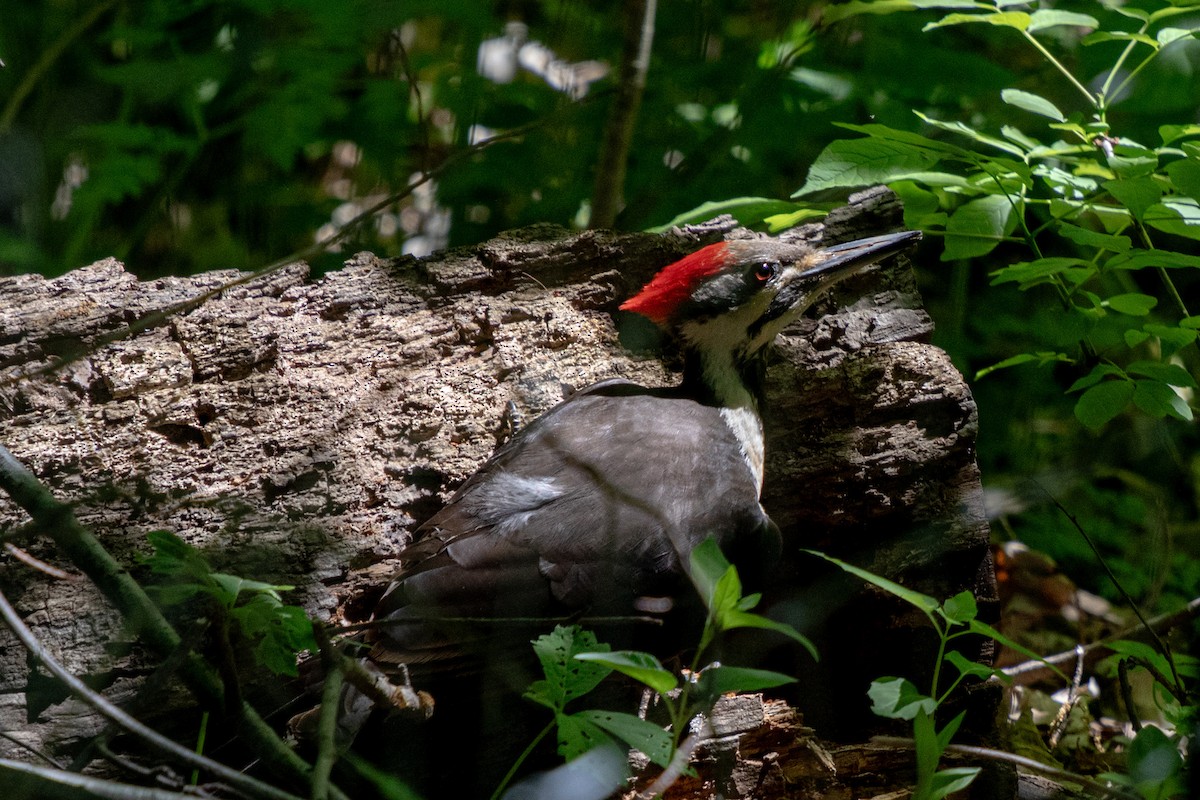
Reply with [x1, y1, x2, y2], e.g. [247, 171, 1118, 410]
[142, 530, 212, 581]
[1057, 222, 1131, 252]
[526, 626, 613, 710]
[914, 112, 1028, 156]
[795, 137, 944, 195]
[647, 198, 826, 234]
[989, 257, 1092, 289]
[1027, 10, 1099, 32]
[1165, 158, 1200, 199]
[944, 650, 1007, 682]
[1132, 379, 1194, 421]
[1127, 360, 1199, 388]
[1105, 293, 1158, 315]
[1074, 380, 1134, 429]
[1104, 177, 1164, 218]
[923, 12, 1031, 32]
[554, 713, 613, 760]
[241, 602, 315, 676]
[697, 665, 797, 696]
[1160, 124, 1200, 145]
[1082, 30, 1159, 48]
[764, 208, 829, 233]
[974, 352, 1072, 380]
[689, 538, 732, 610]
[1156, 27, 1199, 46]
[1108, 145, 1160, 179]
[1000, 89, 1064, 121]
[822, 0, 981, 25]
[1105, 639, 1200, 680]
[575, 710, 674, 767]
[943, 194, 1017, 260]
[720, 609, 820, 660]
[927, 767, 983, 800]
[1126, 329, 1152, 347]
[968, 619, 1068, 682]
[1106, 249, 1200, 269]
[1126, 725, 1186, 798]
[868, 676, 936, 720]
[1144, 324, 1199, 349]
[574, 651, 678, 695]
[1145, 198, 1200, 240]
[939, 591, 977, 624]
[803, 550, 939, 614]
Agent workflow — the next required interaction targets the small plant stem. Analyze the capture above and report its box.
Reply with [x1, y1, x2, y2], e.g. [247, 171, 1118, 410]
[491, 720, 554, 800]
[1098, 28, 1149, 106]
[190, 712, 209, 785]
[1132, 222, 1192, 319]
[1019, 31, 1096, 108]
[1039, 486, 1185, 696]
[929, 628, 948, 701]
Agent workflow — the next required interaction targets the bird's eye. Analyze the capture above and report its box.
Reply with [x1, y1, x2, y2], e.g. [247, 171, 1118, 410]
[754, 262, 777, 282]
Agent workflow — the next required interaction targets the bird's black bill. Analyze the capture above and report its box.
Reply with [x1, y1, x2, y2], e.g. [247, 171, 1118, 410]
[801, 229, 923, 279]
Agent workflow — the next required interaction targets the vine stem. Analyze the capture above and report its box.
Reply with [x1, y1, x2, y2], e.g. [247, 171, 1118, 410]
[491, 720, 554, 800]
[1019, 29, 1096, 108]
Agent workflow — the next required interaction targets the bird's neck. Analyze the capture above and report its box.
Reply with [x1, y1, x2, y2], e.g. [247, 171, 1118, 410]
[681, 347, 765, 411]
[681, 347, 767, 492]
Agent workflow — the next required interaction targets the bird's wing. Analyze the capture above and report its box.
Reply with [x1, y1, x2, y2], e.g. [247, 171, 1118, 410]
[370, 381, 776, 665]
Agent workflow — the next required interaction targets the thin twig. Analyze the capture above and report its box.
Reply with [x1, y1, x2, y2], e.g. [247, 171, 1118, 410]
[872, 736, 1142, 800]
[0, 757, 204, 800]
[0, 585, 303, 800]
[2, 541, 77, 580]
[311, 625, 346, 800]
[0, 730, 65, 768]
[1034, 484, 1183, 695]
[1001, 595, 1200, 682]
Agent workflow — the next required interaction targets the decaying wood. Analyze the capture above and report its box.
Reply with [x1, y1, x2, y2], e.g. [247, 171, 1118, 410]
[0, 187, 999, 796]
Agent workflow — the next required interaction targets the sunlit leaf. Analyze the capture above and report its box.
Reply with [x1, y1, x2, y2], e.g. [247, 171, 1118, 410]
[574, 651, 677, 694]
[974, 351, 1072, 380]
[796, 137, 944, 195]
[1132, 379, 1193, 421]
[1145, 198, 1200, 240]
[939, 591, 978, 624]
[575, 710, 674, 767]
[868, 676, 935, 720]
[803, 550, 939, 614]
[923, 12, 1031, 32]
[1027, 10, 1099, 32]
[1000, 89, 1064, 121]
[697, 665, 796, 696]
[1105, 293, 1158, 315]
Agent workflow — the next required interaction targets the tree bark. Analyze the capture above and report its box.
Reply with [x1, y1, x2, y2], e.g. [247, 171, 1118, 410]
[0, 187, 1000, 796]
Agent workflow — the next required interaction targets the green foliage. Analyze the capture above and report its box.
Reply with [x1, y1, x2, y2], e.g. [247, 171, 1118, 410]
[508, 540, 808, 794]
[800, 0, 1199, 437]
[795, 13, 1197, 793]
[141, 530, 316, 676]
[807, 549, 1070, 800]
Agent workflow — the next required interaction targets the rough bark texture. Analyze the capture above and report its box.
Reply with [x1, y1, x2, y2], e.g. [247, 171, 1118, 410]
[0, 187, 999, 796]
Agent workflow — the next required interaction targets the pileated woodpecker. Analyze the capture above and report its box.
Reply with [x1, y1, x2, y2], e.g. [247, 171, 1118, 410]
[362, 229, 921, 673]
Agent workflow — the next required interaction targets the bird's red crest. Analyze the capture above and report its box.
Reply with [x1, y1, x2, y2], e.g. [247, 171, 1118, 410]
[619, 242, 732, 324]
